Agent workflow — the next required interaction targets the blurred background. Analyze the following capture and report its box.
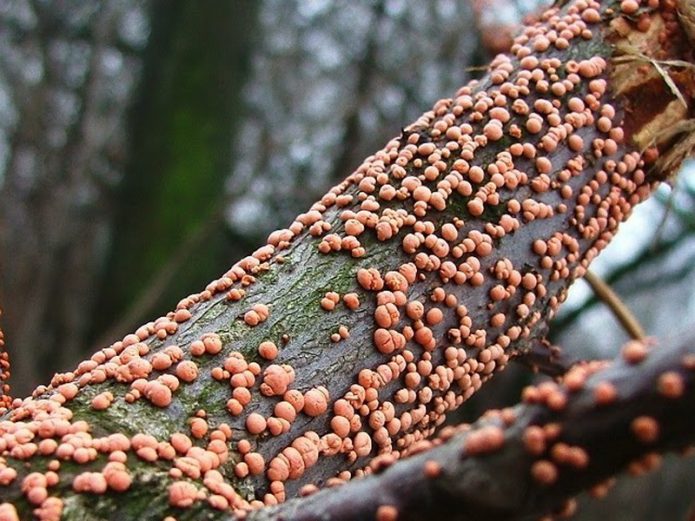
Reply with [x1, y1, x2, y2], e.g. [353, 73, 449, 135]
[0, 1, 694, 518]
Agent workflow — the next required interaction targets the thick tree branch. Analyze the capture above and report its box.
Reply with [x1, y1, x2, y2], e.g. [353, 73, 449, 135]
[247, 333, 695, 521]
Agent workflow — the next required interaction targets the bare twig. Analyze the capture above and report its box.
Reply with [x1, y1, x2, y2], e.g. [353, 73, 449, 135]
[650, 185, 677, 253]
[583, 270, 646, 341]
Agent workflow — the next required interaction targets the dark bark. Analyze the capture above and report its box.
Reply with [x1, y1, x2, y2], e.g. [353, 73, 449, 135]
[247, 333, 695, 521]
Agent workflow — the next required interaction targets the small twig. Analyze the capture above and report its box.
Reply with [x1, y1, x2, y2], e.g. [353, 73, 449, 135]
[613, 55, 695, 71]
[464, 65, 489, 72]
[584, 270, 646, 340]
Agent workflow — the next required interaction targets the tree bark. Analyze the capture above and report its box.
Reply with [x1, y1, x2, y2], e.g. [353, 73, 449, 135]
[246, 332, 695, 521]
[0, 1, 694, 520]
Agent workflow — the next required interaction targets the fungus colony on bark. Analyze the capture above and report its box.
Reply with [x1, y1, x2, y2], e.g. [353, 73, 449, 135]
[267, 336, 694, 521]
[0, 0, 686, 519]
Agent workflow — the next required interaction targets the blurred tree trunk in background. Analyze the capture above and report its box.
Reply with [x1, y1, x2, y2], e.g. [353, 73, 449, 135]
[91, 0, 257, 352]
[0, 1, 147, 395]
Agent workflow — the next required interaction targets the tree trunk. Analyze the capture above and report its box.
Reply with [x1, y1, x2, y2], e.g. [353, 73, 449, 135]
[0, 1, 693, 520]
[92, 0, 258, 349]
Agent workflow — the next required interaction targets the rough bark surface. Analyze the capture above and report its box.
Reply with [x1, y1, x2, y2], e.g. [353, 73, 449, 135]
[245, 334, 695, 521]
[0, 1, 693, 520]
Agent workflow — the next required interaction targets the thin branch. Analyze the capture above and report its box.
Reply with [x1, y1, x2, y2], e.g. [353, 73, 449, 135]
[94, 203, 226, 348]
[650, 186, 676, 253]
[583, 270, 646, 340]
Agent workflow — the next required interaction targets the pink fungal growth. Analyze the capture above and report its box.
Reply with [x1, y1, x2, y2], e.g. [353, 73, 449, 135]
[168, 481, 199, 508]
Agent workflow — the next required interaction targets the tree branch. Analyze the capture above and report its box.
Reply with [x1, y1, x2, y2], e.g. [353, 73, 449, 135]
[247, 332, 695, 521]
[583, 270, 646, 340]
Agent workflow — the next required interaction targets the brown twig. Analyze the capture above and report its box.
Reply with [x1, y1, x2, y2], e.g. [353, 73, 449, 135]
[584, 270, 646, 340]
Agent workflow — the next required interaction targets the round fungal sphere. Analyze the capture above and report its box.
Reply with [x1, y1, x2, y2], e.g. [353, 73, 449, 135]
[0, 504, 19, 521]
[620, 0, 639, 14]
[484, 122, 503, 141]
[146, 382, 172, 408]
[190, 418, 208, 439]
[467, 199, 484, 217]
[303, 389, 328, 417]
[91, 392, 113, 411]
[657, 371, 684, 399]
[190, 340, 205, 356]
[246, 413, 267, 435]
[106, 469, 132, 492]
[594, 382, 617, 405]
[423, 460, 442, 478]
[343, 293, 360, 310]
[631, 416, 659, 443]
[622, 340, 648, 364]
[245, 452, 266, 475]
[331, 416, 351, 438]
[175, 361, 199, 383]
[441, 223, 458, 242]
[169, 481, 198, 508]
[531, 460, 558, 485]
[354, 431, 372, 457]
[258, 341, 279, 361]
[376, 505, 399, 521]
[261, 365, 292, 396]
[536, 157, 552, 174]
[526, 117, 543, 134]
[274, 401, 297, 422]
[202, 334, 223, 354]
